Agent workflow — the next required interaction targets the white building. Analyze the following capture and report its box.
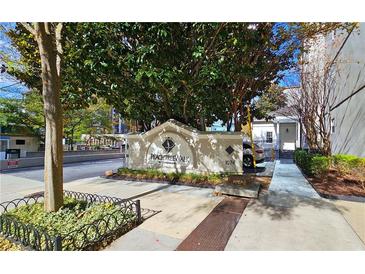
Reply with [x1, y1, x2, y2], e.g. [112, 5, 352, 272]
[302, 23, 365, 157]
[252, 114, 304, 157]
[0, 134, 40, 159]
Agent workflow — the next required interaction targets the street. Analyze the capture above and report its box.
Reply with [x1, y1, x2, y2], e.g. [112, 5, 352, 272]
[0, 158, 124, 202]
[0, 158, 123, 183]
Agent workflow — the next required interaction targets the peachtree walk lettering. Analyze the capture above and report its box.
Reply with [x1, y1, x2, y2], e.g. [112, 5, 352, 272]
[150, 153, 190, 163]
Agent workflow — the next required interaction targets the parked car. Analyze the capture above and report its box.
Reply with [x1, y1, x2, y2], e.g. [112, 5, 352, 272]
[242, 142, 265, 168]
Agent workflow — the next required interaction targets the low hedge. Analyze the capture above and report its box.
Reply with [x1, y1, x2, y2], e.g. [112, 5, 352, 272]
[117, 167, 227, 185]
[1, 195, 137, 251]
[294, 149, 365, 177]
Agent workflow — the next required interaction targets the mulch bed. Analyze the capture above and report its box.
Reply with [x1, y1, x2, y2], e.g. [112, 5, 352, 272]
[307, 170, 365, 198]
[109, 174, 215, 189]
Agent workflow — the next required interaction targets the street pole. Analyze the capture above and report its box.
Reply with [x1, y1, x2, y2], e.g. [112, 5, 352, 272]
[246, 104, 256, 168]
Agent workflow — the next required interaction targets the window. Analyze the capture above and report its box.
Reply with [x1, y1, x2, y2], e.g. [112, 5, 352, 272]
[266, 131, 273, 143]
[16, 139, 25, 145]
[331, 118, 335, 134]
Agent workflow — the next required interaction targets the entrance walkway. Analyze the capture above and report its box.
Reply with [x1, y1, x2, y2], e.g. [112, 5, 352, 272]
[225, 159, 365, 250]
[268, 159, 320, 199]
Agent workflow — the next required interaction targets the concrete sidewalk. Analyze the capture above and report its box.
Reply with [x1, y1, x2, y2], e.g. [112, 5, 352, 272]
[0, 173, 44, 202]
[268, 159, 320, 199]
[332, 200, 365, 244]
[225, 159, 365, 250]
[1, 173, 222, 251]
[104, 184, 223, 251]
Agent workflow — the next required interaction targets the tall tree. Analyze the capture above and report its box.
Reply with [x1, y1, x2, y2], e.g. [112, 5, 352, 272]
[21, 22, 64, 212]
[252, 84, 287, 120]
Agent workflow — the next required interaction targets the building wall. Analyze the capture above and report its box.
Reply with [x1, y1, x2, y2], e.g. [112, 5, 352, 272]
[8, 136, 39, 153]
[252, 122, 277, 150]
[327, 24, 365, 157]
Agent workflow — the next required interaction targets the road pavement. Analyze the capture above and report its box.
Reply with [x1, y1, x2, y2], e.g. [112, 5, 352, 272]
[0, 158, 124, 202]
[0, 158, 123, 183]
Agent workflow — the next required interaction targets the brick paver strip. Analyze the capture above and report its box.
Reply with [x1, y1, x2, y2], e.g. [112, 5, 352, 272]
[176, 197, 249, 251]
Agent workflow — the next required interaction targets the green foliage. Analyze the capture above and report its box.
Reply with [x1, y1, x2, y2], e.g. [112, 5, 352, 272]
[253, 84, 287, 120]
[4, 23, 298, 131]
[0, 91, 112, 143]
[294, 149, 365, 177]
[117, 167, 227, 185]
[311, 156, 330, 177]
[294, 149, 321, 176]
[332, 154, 365, 168]
[0, 91, 44, 137]
[0, 236, 23, 251]
[3, 197, 133, 242]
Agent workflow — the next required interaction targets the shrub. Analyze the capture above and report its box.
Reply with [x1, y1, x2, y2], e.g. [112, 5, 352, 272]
[0, 236, 22, 251]
[332, 154, 365, 168]
[311, 156, 330, 177]
[3, 197, 132, 240]
[117, 167, 226, 185]
[294, 149, 328, 176]
[294, 149, 314, 175]
[294, 150, 365, 178]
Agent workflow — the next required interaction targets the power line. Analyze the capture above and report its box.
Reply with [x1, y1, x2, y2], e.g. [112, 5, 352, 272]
[330, 84, 365, 112]
[329, 25, 356, 68]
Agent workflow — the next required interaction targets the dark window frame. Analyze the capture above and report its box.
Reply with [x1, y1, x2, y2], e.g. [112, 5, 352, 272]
[266, 131, 273, 143]
[15, 139, 26, 145]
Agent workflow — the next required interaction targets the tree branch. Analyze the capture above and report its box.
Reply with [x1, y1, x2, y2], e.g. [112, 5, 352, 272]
[20, 23, 36, 36]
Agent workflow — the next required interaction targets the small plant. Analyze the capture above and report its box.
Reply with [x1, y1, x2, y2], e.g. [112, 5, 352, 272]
[1, 195, 137, 250]
[311, 156, 330, 177]
[294, 149, 365, 181]
[117, 167, 227, 185]
[0, 236, 23, 251]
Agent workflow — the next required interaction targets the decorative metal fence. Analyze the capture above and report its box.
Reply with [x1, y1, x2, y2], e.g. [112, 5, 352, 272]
[0, 191, 141, 251]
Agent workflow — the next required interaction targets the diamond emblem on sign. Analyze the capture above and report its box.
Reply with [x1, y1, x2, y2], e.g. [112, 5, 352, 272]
[162, 137, 175, 153]
[226, 145, 234, 155]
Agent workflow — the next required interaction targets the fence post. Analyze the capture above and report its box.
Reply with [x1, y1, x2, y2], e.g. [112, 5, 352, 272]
[136, 200, 142, 224]
[54, 235, 62, 251]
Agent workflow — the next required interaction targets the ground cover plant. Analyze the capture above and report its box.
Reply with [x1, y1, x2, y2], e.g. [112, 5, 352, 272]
[0, 236, 23, 251]
[115, 167, 272, 190]
[294, 149, 365, 197]
[116, 167, 227, 186]
[0, 196, 137, 251]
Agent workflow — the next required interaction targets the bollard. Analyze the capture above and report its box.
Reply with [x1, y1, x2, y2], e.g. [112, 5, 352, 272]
[54, 235, 62, 251]
[136, 200, 142, 224]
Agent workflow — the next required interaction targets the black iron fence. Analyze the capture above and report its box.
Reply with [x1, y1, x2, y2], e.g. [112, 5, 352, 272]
[0, 191, 141, 251]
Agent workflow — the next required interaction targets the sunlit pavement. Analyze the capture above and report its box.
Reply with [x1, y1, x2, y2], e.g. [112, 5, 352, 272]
[1, 158, 364, 250]
[225, 160, 365, 250]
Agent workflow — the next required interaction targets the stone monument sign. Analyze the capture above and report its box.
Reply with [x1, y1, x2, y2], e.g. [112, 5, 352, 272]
[126, 119, 246, 174]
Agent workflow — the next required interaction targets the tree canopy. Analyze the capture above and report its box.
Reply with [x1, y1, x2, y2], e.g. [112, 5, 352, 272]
[4, 23, 306, 131]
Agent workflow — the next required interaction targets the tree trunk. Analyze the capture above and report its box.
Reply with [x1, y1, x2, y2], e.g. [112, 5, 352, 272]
[35, 23, 64, 212]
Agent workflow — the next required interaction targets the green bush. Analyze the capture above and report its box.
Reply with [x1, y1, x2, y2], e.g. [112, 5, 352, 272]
[294, 149, 325, 176]
[0, 236, 23, 251]
[294, 149, 316, 175]
[294, 150, 365, 177]
[311, 156, 330, 176]
[2, 197, 135, 250]
[332, 154, 365, 168]
[117, 167, 226, 185]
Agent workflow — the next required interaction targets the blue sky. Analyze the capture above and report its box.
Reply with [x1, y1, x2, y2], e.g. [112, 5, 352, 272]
[0, 22, 26, 99]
